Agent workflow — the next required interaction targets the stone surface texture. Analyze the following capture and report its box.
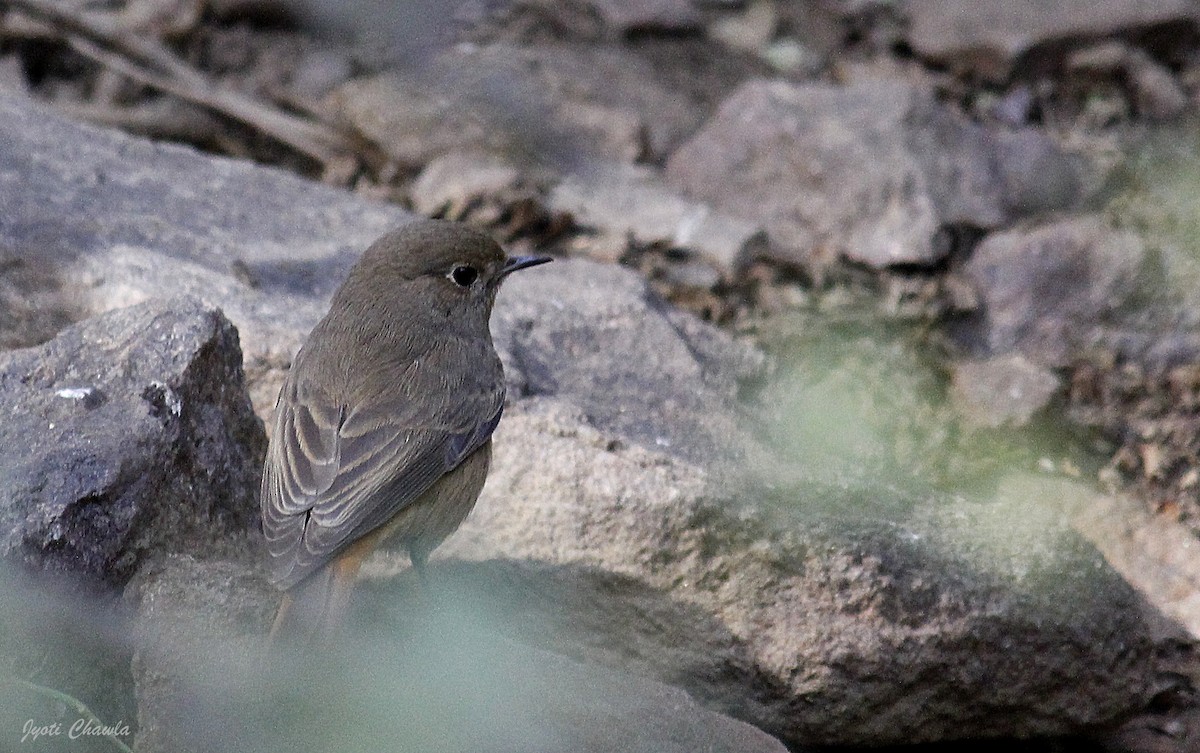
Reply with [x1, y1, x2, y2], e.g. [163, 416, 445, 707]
[128, 552, 789, 753]
[665, 79, 1087, 269]
[904, 0, 1200, 79]
[962, 215, 1146, 366]
[549, 162, 765, 271]
[0, 298, 264, 585]
[951, 353, 1063, 428]
[331, 41, 721, 168]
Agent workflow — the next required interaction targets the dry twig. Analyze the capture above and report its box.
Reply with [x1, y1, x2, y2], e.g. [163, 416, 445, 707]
[1, 0, 359, 165]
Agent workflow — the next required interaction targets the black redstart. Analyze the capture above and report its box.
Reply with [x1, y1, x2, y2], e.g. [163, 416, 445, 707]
[260, 219, 550, 641]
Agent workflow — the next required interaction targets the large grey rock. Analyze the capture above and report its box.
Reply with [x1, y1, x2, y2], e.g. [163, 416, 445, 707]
[1072, 484, 1200, 640]
[0, 298, 264, 585]
[0, 96, 1167, 747]
[0, 93, 404, 418]
[417, 402, 1159, 746]
[904, 0, 1200, 80]
[666, 79, 1087, 269]
[961, 215, 1146, 366]
[491, 260, 764, 468]
[127, 553, 789, 753]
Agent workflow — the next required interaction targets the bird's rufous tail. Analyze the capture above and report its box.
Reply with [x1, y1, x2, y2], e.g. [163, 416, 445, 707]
[268, 541, 372, 646]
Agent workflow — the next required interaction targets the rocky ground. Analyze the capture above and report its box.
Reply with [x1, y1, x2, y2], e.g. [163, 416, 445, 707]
[3, 1, 1200, 752]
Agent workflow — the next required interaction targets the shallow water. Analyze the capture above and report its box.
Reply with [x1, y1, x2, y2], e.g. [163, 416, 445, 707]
[744, 298, 1130, 604]
[755, 301, 1105, 500]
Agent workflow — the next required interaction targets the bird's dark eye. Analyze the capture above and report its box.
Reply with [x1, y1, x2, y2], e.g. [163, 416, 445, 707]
[449, 265, 478, 287]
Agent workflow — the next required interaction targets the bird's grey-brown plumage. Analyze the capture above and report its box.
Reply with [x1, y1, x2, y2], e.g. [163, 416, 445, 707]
[261, 220, 548, 640]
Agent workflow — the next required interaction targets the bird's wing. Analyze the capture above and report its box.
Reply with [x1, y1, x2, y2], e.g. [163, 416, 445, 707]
[261, 369, 503, 589]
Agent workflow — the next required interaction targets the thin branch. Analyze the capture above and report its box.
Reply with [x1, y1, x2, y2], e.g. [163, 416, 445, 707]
[53, 97, 225, 142]
[3, 0, 358, 164]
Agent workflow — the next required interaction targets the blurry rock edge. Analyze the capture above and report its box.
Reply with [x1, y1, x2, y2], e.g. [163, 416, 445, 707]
[0, 94, 1178, 748]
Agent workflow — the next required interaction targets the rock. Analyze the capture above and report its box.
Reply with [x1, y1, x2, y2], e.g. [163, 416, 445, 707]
[0, 94, 405, 418]
[1067, 39, 1133, 73]
[961, 215, 1146, 366]
[549, 162, 765, 271]
[409, 151, 525, 218]
[761, 38, 825, 75]
[1071, 484, 1200, 640]
[331, 41, 718, 168]
[989, 84, 1036, 125]
[0, 54, 29, 97]
[491, 259, 764, 467]
[408, 152, 569, 244]
[904, 0, 1200, 80]
[288, 47, 355, 103]
[126, 550, 275, 753]
[118, 0, 202, 36]
[0, 244, 82, 350]
[985, 127, 1086, 216]
[665, 79, 1087, 269]
[332, 71, 551, 169]
[0, 96, 1166, 747]
[0, 298, 265, 585]
[709, 0, 778, 53]
[951, 353, 1062, 428]
[583, 0, 703, 34]
[1068, 42, 1189, 121]
[422, 423, 1159, 745]
[667, 78, 936, 269]
[127, 553, 789, 753]
[1124, 49, 1189, 120]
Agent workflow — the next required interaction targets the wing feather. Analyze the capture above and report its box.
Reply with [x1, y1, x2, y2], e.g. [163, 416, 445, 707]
[261, 362, 504, 589]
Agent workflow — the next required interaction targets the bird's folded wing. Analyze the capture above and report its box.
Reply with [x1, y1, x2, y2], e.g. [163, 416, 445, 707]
[261, 376, 503, 589]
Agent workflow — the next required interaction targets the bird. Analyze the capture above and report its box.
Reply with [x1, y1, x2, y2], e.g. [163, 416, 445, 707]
[260, 219, 550, 642]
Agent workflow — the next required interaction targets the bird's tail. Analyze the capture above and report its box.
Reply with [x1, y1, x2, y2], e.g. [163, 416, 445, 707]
[268, 560, 359, 646]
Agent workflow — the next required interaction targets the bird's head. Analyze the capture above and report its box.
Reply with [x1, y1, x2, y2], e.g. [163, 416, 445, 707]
[337, 219, 551, 324]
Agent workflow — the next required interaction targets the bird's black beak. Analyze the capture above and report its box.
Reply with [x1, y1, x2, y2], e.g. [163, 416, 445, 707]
[500, 254, 553, 278]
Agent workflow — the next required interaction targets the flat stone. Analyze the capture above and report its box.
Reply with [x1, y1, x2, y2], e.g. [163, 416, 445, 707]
[904, 0, 1200, 80]
[584, 0, 703, 34]
[549, 162, 765, 272]
[951, 353, 1062, 428]
[410, 151, 525, 218]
